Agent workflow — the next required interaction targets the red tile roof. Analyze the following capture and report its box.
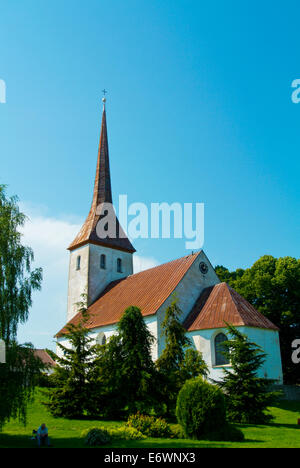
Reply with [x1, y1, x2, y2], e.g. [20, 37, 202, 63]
[184, 282, 279, 331]
[68, 106, 135, 253]
[56, 251, 201, 336]
[34, 349, 56, 367]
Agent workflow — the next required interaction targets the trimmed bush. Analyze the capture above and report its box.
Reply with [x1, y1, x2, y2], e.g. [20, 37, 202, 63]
[176, 378, 244, 441]
[127, 412, 172, 438]
[82, 428, 111, 446]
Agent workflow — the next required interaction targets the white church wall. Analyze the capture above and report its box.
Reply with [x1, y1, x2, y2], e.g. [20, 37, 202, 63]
[56, 315, 158, 360]
[88, 244, 133, 306]
[67, 244, 89, 321]
[144, 315, 158, 360]
[155, 250, 220, 357]
[87, 323, 118, 344]
[67, 243, 133, 322]
[239, 327, 283, 383]
[86, 315, 158, 359]
[56, 336, 69, 358]
[56, 322, 119, 359]
[188, 326, 283, 384]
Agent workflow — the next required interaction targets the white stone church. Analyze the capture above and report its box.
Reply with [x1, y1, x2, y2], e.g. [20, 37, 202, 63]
[56, 101, 283, 384]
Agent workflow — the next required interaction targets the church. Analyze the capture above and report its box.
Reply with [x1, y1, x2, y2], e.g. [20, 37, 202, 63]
[56, 99, 283, 384]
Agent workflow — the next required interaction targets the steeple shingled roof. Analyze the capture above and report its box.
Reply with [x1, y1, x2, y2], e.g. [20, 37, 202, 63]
[68, 103, 135, 253]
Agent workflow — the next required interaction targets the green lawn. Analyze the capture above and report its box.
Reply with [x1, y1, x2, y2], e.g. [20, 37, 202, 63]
[1, 389, 300, 448]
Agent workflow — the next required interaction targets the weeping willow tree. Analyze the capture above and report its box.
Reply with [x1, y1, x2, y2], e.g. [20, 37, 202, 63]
[0, 185, 43, 429]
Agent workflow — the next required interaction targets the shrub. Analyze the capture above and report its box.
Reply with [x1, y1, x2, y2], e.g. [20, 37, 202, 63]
[176, 378, 244, 441]
[81, 425, 145, 444]
[82, 428, 111, 446]
[169, 424, 185, 439]
[109, 426, 146, 441]
[127, 412, 172, 438]
[176, 378, 226, 439]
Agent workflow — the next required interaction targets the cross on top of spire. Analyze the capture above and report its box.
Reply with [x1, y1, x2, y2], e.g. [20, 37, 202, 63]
[102, 89, 107, 106]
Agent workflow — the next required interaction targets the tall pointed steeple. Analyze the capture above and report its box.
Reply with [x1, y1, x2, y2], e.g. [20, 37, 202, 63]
[68, 99, 135, 253]
[92, 99, 112, 206]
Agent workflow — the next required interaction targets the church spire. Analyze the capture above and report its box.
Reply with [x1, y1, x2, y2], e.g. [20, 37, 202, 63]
[68, 98, 135, 253]
[92, 98, 112, 207]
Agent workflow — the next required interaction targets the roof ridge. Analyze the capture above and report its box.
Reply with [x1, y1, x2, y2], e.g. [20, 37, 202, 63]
[128, 250, 202, 279]
[221, 283, 246, 325]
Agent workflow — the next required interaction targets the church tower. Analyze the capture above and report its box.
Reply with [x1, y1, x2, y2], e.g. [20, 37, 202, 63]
[66, 98, 135, 321]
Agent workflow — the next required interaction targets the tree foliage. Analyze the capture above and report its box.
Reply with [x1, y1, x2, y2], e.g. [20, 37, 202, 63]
[156, 295, 191, 373]
[176, 378, 244, 441]
[88, 306, 160, 417]
[215, 255, 300, 383]
[214, 324, 280, 424]
[46, 296, 97, 418]
[0, 185, 42, 343]
[179, 348, 208, 382]
[156, 296, 208, 415]
[0, 185, 43, 429]
[0, 342, 45, 429]
[48, 305, 161, 418]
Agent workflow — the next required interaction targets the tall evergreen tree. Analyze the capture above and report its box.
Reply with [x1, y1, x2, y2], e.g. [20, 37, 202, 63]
[214, 323, 280, 424]
[156, 295, 207, 414]
[90, 306, 160, 417]
[0, 185, 43, 429]
[156, 295, 191, 373]
[215, 256, 300, 383]
[117, 305, 157, 413]
[46, 295, 97, 418]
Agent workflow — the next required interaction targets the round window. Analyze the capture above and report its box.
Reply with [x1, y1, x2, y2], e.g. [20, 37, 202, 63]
[199, 261, 208, 274]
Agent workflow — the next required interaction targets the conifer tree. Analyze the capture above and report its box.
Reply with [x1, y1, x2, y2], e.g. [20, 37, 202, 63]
[156, 295, 207, 414]
[46, 295, 97, 418]
[179, 347, 208, 381]
[90, 306, 160, 417]
[215, 324, 280, 423]
[156, 295, 191, 374]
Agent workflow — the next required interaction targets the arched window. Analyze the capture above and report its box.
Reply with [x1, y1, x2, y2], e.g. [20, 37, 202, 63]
[100, 254, 106, 269]
[215, 333, 229, 366]
[96, 332, 106, 346]
[76, 255, 81, 270]
[117, 258, 122, 273]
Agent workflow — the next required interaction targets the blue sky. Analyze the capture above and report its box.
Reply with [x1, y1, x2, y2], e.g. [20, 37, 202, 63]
[0, 0, 299, 349]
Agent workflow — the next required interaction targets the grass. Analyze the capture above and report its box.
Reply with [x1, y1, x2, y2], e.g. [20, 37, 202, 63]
[1, 389, 300, 448]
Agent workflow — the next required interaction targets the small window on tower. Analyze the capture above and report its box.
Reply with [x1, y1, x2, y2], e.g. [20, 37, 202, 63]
[76, 255, 81, 271]
[117, 258, 122, 273]
[100, 254, 106, 269]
